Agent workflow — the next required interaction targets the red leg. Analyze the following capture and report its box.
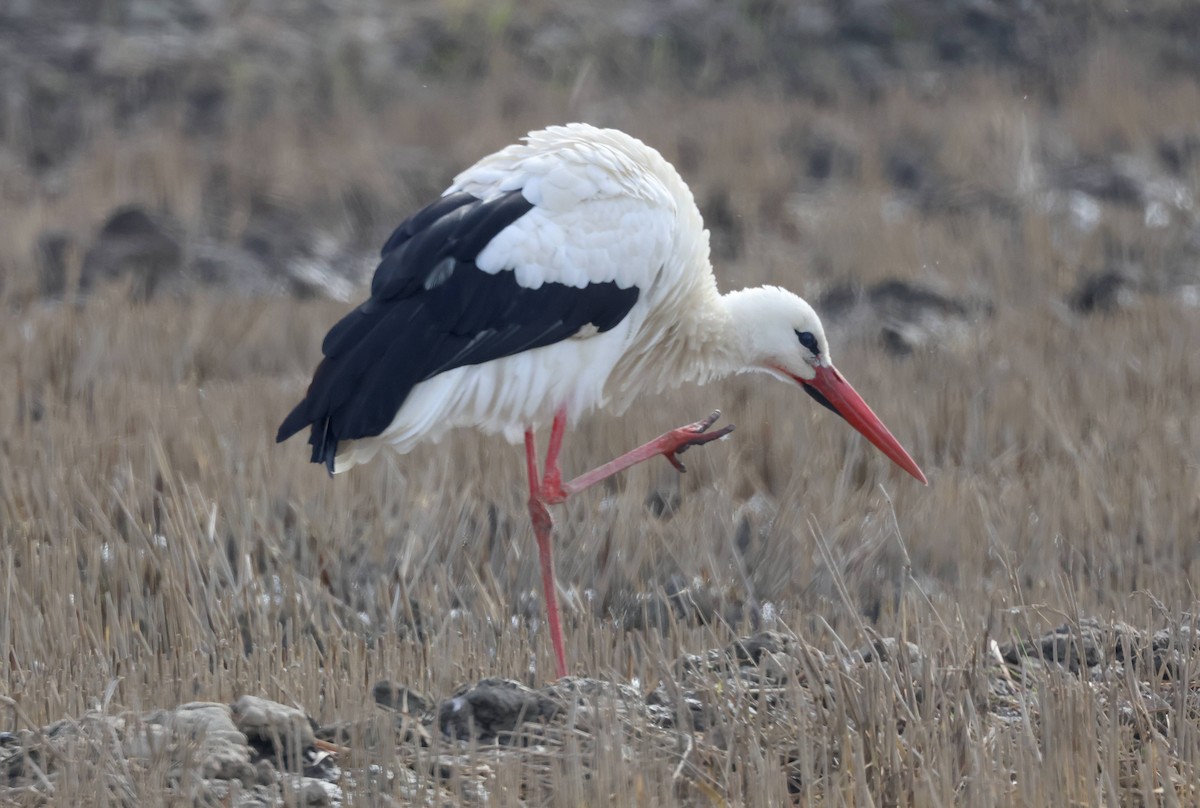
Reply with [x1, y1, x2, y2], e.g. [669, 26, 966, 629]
[525, 428, 568, 679]
[542, 408, 569, 501]
[558, 410, 734, 499]
[523, 408, 733, 680]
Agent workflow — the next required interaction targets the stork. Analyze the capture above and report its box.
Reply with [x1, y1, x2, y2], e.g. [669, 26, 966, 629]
[277, 123, 927, 678]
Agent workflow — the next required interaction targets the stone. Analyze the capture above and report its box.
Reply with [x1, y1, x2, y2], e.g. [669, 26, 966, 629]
[231, 696, 317, 765]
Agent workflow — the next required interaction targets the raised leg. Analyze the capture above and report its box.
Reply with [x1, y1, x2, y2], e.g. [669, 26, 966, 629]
[525, 409, 735, 679]
[552, 410, 734, 501]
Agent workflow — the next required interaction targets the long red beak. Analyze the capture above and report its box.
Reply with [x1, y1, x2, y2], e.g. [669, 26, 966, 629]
[801, 364, 928, 484]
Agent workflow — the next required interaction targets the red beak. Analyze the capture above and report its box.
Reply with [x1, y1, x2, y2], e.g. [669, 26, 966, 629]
[801, 364, 928, 484]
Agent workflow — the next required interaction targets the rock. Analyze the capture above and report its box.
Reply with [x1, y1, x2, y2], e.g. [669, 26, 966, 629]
[239, 198, 309, 276]
[665, 575, 724, 626]
[885, 135, 937, 193]
[284, 775, 342, 806]
[372, 681, 431, 715]
[540, 677, 654, 734]
[1139, 623, 1200, 680]
[438, 678, 561, 743]
[1057, 159, 1145, 208]
[231, 695, 318, 764]
[733, 493, 777, 557]
[644, 483, 681, 519]
[818, 279, 990, 356]
[614, 591, 673, 632]
[142, 701, 256, 783]
[856, 636, 926, 677]
[1158, 132, 1200, 175]
[233, 784, 282, 808]
[79, 205, 183, 300]
[729, 630, 790, 665]
[779, 122, 861, 184]
[1001, 619, 1107, 673]
[184, 241, 282, 297]
[1069, 268, 1137, 314]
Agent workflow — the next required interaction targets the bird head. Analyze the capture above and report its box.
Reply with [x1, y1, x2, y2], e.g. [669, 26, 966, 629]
[727, 286, 928, 484]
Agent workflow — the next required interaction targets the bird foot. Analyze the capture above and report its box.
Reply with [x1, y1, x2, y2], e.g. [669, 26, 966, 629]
[660, 410, 736, 473]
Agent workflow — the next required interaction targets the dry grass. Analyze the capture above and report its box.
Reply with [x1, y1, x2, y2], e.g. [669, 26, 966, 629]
[3, 20, 1200, 806]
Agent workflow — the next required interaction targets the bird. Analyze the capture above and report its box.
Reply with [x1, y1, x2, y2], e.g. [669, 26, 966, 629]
[277, 123, 928, 679]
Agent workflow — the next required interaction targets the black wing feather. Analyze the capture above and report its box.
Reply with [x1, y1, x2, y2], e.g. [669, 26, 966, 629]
[277, 190, 641, 473]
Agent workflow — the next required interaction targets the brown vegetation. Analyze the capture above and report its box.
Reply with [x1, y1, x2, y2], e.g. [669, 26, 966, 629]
[2, 1, 1200, 804]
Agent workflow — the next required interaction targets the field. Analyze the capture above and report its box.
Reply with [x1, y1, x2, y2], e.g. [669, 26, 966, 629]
[3, 3, 1200, 805]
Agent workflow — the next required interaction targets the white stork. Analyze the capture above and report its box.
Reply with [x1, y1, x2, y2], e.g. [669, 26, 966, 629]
[278, 123, 927, 678]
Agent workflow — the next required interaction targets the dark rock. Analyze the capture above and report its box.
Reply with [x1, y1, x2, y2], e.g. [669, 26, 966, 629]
[1140, 623, 1200, 681]
[665, 575, 724, 626]
[438, 678, 561, 743]
[79, 205, 183, 301]
[1058, 160, 1144, 208]
[1069, 269, 1137, 314]
[885, 137, 936, 193]
[240, 197, 313, 279]
[733, 493, 777, 557]
[781, 125, 860, 184]
[1001, 619, 1107, 673]
[1112, 625, 1184, 682]
[1157, 133, 1200, 175]
[729, 630, 789, 664]
[182, 71, 228, 135]
[615, 591, 674, 631]
[868, 278, 969, 319]
[644, 483, 681, 519]
[372, 681, 431, 715]
[857, 636, 925, 670]
[818, 279, 989, 355]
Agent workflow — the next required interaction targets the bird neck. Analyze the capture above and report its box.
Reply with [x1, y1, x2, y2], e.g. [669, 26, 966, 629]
[606, 282, 759, 409]
[710, 287, 771, 378]
[660, 286, 765, 387]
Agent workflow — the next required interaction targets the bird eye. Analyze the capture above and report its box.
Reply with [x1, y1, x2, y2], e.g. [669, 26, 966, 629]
[795, 330, 819, 354]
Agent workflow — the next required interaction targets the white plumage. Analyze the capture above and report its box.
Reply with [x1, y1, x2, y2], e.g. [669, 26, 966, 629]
[335, 124, 720, 469]
[278, 123, 927, 678]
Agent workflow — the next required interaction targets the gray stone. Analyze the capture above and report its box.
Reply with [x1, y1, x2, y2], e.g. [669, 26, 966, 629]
[231, 695, 317, 762]
[79, 205, 184, 301]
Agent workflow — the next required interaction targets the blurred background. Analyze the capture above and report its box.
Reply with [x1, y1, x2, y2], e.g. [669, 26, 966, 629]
[4, 0, 1199, 310]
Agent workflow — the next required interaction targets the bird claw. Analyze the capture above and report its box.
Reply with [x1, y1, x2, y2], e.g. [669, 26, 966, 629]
[663, 410, 736, 473]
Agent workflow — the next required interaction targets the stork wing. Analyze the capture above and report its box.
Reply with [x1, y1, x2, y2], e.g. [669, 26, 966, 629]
[276, 187, 662, 471]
